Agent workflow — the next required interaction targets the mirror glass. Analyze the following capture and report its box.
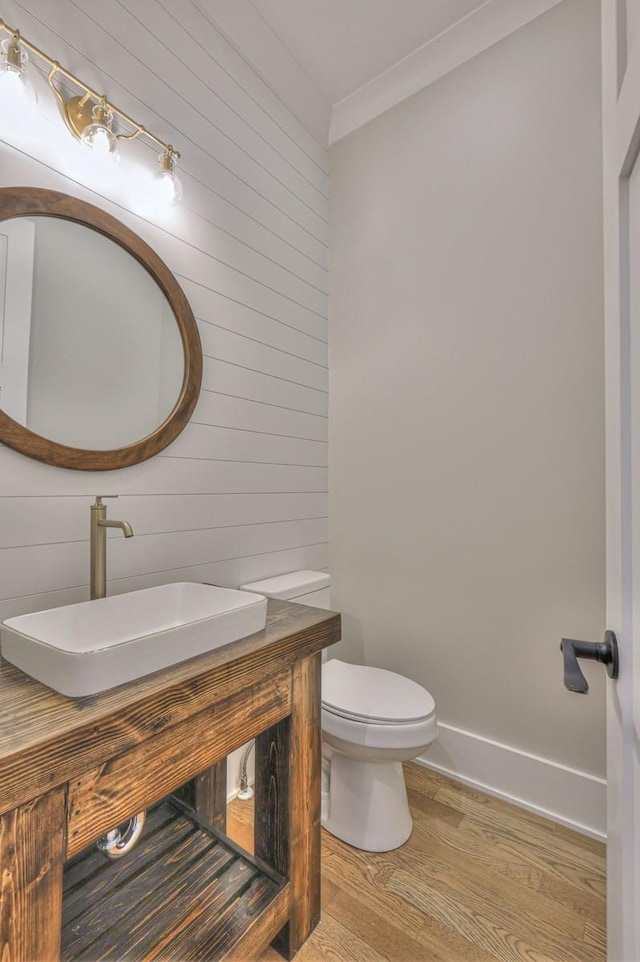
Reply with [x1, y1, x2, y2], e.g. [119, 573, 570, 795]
[0, 215, 184, 450]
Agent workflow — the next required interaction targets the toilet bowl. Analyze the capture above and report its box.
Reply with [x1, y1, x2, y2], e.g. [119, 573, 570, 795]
[239, 570, 438, 852]
[322, 658, 437, 851]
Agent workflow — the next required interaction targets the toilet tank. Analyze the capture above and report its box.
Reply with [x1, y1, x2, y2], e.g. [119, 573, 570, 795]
[239, 570, 330, 610]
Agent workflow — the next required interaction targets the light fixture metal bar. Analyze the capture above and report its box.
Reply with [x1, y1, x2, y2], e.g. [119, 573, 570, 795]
[0, 18, 180, 160]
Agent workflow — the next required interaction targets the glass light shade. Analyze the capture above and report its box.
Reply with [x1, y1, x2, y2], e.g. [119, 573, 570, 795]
[155, 150, 183, 207]
[127, 168, 176, 216]
[132, 151, 183, 212]
[155, 167, 183, 206]
[81, 103, 119, 161]
[0, 39, 37, 107]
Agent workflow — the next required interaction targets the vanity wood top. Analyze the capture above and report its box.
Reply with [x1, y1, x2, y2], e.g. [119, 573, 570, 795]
[0, 598, 340, 816]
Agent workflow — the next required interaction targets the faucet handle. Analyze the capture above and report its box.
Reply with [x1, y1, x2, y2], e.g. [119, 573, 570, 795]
[94, 495, 118, 505]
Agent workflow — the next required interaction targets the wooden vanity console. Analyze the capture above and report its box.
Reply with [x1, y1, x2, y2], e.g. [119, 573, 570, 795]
[0, 599, 341, 961]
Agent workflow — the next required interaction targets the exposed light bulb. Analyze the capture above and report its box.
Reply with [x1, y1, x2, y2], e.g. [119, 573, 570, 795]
[81, 100, 119, 161]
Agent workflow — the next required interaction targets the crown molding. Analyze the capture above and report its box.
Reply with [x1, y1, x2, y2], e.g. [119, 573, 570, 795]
[329, 0, 566, 146]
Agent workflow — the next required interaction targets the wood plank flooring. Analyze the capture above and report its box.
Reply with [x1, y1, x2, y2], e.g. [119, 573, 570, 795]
[226, 763, 606, 962]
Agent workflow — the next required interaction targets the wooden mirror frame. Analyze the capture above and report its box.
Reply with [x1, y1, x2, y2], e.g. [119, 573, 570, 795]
[0, 187, 202, 470]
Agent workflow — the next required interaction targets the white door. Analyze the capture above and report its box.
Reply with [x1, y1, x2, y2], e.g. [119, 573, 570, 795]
[602, 3, 640, 959]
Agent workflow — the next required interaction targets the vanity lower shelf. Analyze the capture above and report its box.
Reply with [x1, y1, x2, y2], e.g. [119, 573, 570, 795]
[61, 800, 288, 961]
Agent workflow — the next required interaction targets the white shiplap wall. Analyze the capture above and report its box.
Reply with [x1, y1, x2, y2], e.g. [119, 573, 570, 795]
[0, 0, 329, 634]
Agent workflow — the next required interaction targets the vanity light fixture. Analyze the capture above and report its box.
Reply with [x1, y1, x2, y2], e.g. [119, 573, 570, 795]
[0, 19, 182, 206]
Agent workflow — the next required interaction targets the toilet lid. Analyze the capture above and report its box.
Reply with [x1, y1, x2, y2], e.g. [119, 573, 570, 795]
[322, 659, 435, 724]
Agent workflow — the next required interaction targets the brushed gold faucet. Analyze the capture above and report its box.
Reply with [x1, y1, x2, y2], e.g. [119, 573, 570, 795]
[90, 496, 134, 600]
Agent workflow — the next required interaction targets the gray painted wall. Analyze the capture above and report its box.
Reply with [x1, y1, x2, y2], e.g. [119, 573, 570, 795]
[329, 0, 605, 782]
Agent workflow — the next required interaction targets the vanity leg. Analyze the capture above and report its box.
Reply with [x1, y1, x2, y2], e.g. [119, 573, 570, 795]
[0, 785, 66, 961]
[255, 654, 322, 958]
[288, 652, 322, 953]
[173, 759, 227, 833]
[193, 759, 227, 833]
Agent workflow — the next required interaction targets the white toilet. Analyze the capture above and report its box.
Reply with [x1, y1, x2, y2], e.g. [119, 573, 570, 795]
[240, 570, 438, 852]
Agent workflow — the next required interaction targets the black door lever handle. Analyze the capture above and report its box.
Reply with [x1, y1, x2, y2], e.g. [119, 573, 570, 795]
[560, 631, 619, 694]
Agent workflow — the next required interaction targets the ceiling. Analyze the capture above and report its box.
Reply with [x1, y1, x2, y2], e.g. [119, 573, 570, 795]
[249, 0, 490, 105]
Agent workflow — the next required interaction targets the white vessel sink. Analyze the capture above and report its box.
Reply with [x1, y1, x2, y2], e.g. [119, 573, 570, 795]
[0, 583, 267, 697]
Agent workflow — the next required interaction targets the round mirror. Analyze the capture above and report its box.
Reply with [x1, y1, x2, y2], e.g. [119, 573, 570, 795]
[0, 187, 202, 470]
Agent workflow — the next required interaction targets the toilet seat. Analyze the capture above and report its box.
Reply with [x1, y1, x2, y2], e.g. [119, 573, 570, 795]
[322, 704, 438, 754]
[321, 659, 435, 725]
[321, 659, 438, 757]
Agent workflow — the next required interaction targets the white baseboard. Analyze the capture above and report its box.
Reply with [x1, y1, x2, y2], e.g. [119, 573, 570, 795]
[415, 723, 606, 841]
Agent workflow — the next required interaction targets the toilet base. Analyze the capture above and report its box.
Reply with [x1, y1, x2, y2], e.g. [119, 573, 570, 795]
[322, 751, 413, 852]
